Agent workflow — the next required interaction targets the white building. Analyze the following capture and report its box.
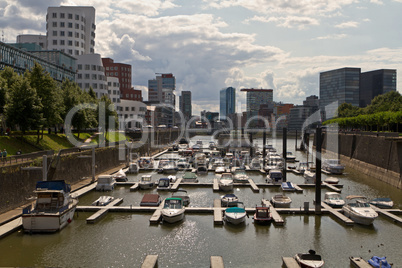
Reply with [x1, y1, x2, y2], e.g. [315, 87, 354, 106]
[46, 6, 96, 56]
[107, 77, 121, 106]
[16, 34, 47, 49]
[118, 100, 147, 130]
[76, 53, 107, 97]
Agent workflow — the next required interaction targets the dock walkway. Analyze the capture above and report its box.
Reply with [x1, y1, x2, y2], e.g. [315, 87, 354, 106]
[262, 199, 284, 226]
[85, 198, 124, 224]
[141, 255, 158, 268]
[282, 257, 300, 268]
[213, 199, 223, 225]
[149, 200, 165, 224]
[210, 256, 224, 268]
[247, 179, 259, 192]
[371, 205, 402, 224]
[321, 202, 354, 225]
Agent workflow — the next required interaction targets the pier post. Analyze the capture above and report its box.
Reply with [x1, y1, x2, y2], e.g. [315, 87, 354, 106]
[295, 130, 297, 151]
[92, 147, 95, 182]
[263, 131, 266, 167]
[282, 127, 287, 182]
[42, 155, 47, 181]
[315, 127, 322, 214]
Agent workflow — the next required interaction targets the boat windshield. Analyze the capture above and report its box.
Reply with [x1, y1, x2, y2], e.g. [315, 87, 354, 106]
[349, 202, 370, 207]
[164, 199, 182, 209]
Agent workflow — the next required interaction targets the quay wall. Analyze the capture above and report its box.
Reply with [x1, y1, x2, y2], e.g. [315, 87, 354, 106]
[318, 133, 401, 189]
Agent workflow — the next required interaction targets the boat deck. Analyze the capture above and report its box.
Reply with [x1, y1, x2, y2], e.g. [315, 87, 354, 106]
[349, 256, 372, 268]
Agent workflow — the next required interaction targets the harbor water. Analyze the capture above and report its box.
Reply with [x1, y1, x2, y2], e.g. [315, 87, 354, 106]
[0, 136, 401, 267]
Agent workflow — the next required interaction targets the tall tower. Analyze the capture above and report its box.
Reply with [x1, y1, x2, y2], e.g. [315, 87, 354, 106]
[148, 73, 176, 104]
[219, 87, 236, 120]
[46, 6, 96, 56]
[240, 88, 273, 119]
[179, 91, 192, 121]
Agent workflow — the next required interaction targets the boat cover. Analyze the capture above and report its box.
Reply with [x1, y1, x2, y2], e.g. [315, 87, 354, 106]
[36, 180, 71, 192]
[226, 207, 245, 213]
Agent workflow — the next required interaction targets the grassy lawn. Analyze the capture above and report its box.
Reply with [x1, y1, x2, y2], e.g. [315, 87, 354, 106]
[0, 136, 41, 156]
[105, 131, 128, 143]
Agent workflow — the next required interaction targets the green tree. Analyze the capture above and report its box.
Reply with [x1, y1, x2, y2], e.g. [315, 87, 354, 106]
[26, 63, 64, 137]
[5, 77, 43, 137]
[336, 103, 361, 118]
[0, 67, 21, 115]
[364, 91, 402, 114]
[98, 94, 118, 137]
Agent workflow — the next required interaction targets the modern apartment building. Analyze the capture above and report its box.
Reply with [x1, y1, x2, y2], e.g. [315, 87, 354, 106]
[220, 87, 236, 120]
[359, 69, 397, 107]
[46, 6, 96, 56]
[241, 88, 273, 119]
[148, 73, 176, 104]
[179, 91, 192, 121]
[76, 53, 107, 97]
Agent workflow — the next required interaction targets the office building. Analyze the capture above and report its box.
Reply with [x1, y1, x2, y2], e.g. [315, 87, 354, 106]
[46, 6, 96, 56]
[148, 73, 176, 104]
[241, 88, 273, 119]
[179, 91, 192, 121]
[360, 69, 397, 107]
[16, 34, 47, 49]
[76, 53, 107, 97]
[219, 87, 236, 120]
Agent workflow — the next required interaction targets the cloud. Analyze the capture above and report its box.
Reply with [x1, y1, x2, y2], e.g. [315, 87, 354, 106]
[335, 21, 359, 28]
[313, 34, 347, 40]
[245, 15, 319, 29]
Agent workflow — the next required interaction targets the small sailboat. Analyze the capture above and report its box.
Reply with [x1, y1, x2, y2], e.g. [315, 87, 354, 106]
[161, 197, 185, 223]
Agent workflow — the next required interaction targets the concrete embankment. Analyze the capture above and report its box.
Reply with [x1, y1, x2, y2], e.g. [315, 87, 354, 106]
[316, 132, 402, 189]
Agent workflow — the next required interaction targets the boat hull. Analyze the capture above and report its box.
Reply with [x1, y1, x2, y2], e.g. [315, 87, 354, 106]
[224, 213, 246, 225]
[162, 209, 185, 223]
[139, 183, 154, 190]
[295, 254, 324, 268]
[22, 201, 78, 233]
[342, 207, 377, 225]
[219, 183, 233, 192]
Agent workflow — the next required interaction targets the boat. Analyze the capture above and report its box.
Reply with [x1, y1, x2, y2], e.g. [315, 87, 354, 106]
[266, 169, 284, 184]
[138, 157, 154, 169]
[264, 159, 283, 172]
[182, 172, 198, 183]
[249, 157, 262, 170]
[140, 194, 161, 206]
[233, 169, 249, 183]
[113, 168, 128, 182]
[369, 198, 394, 209]
[220, 194, 239, 207]
[157, 177, 172, 191]
[209, 141, 216, 149]
[368, 256, 392, 268]
[342, 195, 378, 225]
[96, 174, 116, 191]
[218, 173, 234, 192]
[128, 161, 139, 173]
[294, 249, 324, 268]
[296, 162, 309, 174]
[196, 163, 208, 174]
[22, 180, 78, 233]
[178, 138, 189, 150]
[285, 151, 296, 162]
[253, 205, 272, 225]
[304, 170, 316, 184]
[324, 177, 339, 184]
[177, 157, 190, 169]
[172, 189, 190, 206]
[322, 159, 345, 175]
[224, 202, 247, 225]
[161, 160, 178, 174]
[139, 175, 154, 189]
[161, 197, 185, 223]
[323, 192, 345, 208]
[281, 181, 296, 191]
[271, 194, 292, 208]
[92, 196, 114, 206]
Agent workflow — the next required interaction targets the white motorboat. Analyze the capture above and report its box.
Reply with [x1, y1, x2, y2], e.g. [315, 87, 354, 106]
[369, 197, 394, 209]
[233, 169, 249, 183]
[264, 159, 283, 172]
[113, 168, 128, 182]
[267, 169, 284, 184]
[323, 192, 345, 208]
[322, 159, 345, 175]
[224, 202, 247, 225]
[172, 190, 190, 206]
[271, 194, 292, 208]
[220, 194, 239, 207]
[218, 173, 234, 192]
[294, 250, 324, 268]
[161, 197, 185, 223]
[196, 163, 208, 175]
[304, 170, 316, 184]
[177, 157, 190, 169]
[342, 195, 378, 225]
[249, 157, 262, 170]
[284, 152, 296, 162]
[139, 175, 154, 190]
[182, 172, 198, 183]
[22, 180, 78, 233]
[96, 174, 116, 191]
[295, 162, 309, 174]
[157, 177, 172, 191]
[209, 141, 216, 149]
[324, 177, 339, 184]
[138, 157, 154, 169]
[161, 160, 178, 174]
[92, 196, 114, 206]
[128, 161, 139, 173]
[281, 181, 296, 191]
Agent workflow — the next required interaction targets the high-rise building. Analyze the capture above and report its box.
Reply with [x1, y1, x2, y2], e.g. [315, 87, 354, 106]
[102, 57, 142, 102]
[241, 88, 273, 118]
[46, 6, 96, 56]
[219, 87, 236, 120]
[319, 67, 361, 112]
[179, 91, 192, 121]
[148, 73, 176, 104]
[359, 69, 397, 107]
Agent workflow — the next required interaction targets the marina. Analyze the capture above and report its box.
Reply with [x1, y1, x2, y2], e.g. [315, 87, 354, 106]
[0, 136, 401, 267]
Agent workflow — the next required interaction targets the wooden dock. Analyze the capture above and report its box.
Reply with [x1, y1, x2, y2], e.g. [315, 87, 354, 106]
[370, 205, 402, 224]
[247, 179, 259, 192]
[213, 178, 219, 191]
[129, 183, 139, 191]
[350, 256, 372, 268]
[86, 198, 124, 224]
[282, 257, 300, 268]
[262, 199, 284, 226]
[210, 256, 224, 268]
[213, 199, 223, 225]
[0, 217, 22, 238]
[322, 182, 342, 192]
[321, 202, 354, 226]
[171, 178, 182, 191]
[149, 200, 165, 224]
[141, 255, 158, 268]
[293, 184, 303, 192]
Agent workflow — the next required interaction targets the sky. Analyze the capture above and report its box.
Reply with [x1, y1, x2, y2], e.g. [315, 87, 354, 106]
[1, 0, 401, 115]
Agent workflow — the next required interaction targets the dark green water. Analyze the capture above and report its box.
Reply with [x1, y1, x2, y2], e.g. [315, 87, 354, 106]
[0, 136, 400, 267]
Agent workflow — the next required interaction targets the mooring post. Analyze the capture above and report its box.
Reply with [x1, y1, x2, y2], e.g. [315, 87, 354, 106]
[315, 127, 322, 214]
[92, 147, 95, 182]
[249, 132, 253, 157]
[262, 131, 266, 167]
[295, 130, 298, 151]
[282, 127, 287, 182]
[42, 155, 47, 181]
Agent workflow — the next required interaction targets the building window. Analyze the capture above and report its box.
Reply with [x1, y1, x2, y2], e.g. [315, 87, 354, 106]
[52, 40, 57, 45]
[75, 41, 79, 47]
[52, 12, 57, 18]
[78, 83, 82, 88]
[52, 22, 57, 27]
[75, 23, 79, 29]
[60, 40, 65, 45]
[68, 40, 72, 46]
[60, 22, 65, 27]
[125, 107, 129, 111]
[85, 74, 90, 79]
[68, 31, 73, 37]
[85, 64, 90, 70]
[68, 13, 73, 19]
[75, 14, 79, 20]
[60, 31, 65, 36]
[68, 49, 73, 54]
[85, 83, 90, 88]
[52, 31, 57, 36]
[92, 83, 98, 89]
[92, 65, 97, 71]
[77, 74, 82, 79]
[92, 74, 97, 80]
[68, 22, 73, 28]
[60, 13, 65, 18]
[75, 32, 79, 38]
[75, 50, 79, 55]
[131, 107, 135, 111]
[77, 64, 82, 70]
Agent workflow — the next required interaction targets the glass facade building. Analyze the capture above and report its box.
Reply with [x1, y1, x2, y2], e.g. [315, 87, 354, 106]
[219, 87, 236, 120]
[319, 67, 361, 114]
[359, 69, 397, 107]
[241, 88, 273, 119]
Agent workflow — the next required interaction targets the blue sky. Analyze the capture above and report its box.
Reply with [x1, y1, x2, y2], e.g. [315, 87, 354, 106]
[1, 0, 401, 115]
